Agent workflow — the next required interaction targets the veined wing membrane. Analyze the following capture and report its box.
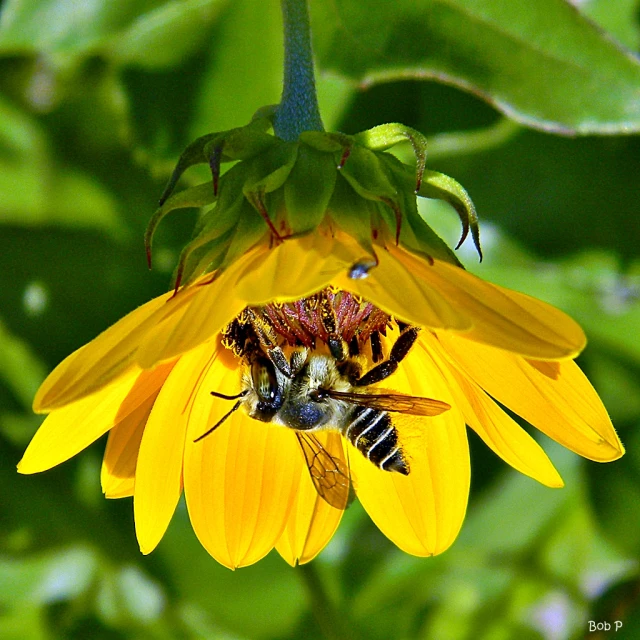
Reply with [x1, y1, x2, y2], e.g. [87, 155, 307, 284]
[296, 432, 350, 510]
[326, 389, 450, 416]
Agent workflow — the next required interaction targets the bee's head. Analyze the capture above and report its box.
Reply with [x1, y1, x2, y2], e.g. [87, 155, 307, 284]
[249, 355, 284, 420]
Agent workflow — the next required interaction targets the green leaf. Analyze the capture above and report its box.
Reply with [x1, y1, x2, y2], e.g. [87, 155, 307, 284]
[457, 442, 581, 555]
[540, 498, 637, 594]
[588, 353, 640, 423]
[0, 317, 47, 410]
[580, 0, 640, 51]
[107, 0, 228, 69]
[0, 605, 46, 640]
[590, 428, 640, 555]
[316, 73, 355, 131]
[0, 546, 98, 607]
[0, 94, 125, 236]
[190, 0, 283, 136]
[0, 0, 227, 69]
[0, 0, 159, 55]
[313, 0, 640, 134]
[160, 505, 306, 639]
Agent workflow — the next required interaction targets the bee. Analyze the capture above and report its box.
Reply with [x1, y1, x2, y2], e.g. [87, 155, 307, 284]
[196, 294, 450, 509]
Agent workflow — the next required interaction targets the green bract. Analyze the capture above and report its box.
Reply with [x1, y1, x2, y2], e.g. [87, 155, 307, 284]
[145, 113, 481, 289]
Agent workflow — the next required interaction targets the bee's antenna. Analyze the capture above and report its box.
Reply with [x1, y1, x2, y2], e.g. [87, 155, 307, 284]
[210, 390, 248, 401]
[194, 390, 248, 442]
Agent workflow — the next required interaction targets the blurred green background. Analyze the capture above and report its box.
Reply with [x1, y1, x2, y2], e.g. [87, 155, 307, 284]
[1, 1, 640, 638]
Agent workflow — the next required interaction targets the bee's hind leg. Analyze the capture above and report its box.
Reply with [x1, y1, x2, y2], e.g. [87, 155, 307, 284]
[352, 326, 419, 387]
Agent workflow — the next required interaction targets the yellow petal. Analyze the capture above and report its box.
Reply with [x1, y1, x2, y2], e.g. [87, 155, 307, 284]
[135, 245, 269, 369]
[18, 363, 171, 474]
[136, 233, 362, 369]
[383, 246, 585, 359]
[183, 346, 302, 569]
[33, 293, 174, 411]
[438, 333, 624, 462]
[421, 333, 563, 487]
[234, 232, 359, 304]
[275, 431, 345, 566]
[101, 396, 156, 499]
[352, 332, 470, 556]
[133, 346, 214, 554]
[337, 248, 470, 332]
[103, 475, 135, 499]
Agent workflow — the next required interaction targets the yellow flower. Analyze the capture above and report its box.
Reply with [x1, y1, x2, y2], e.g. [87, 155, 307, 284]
[18, 230, 623, 569]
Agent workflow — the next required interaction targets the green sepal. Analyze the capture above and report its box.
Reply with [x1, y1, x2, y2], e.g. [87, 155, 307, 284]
[354, 123, 428, 190]
[145, 181, 217, 268]
[380, 155, 461, 266]
[242, 141, 299, 195]
[242, 142, 299, 237]
[285, 144, 337, 234]
[205, 118, 275, 162]
[150, 110, 482, 291]
[418, 170, 482, 259]
[178, 197, 272, 291]
[173, 228, 233, 291]
[196, 162, 251, 236]
[158, 118, 275, 205]
[158, 133, 220, 206]
[251, 104, 278, 123]
[338, 146, 397, 202]
[175, 163, 256, 287]
[328, 174, 378, 258]
[300, 130, 352, 153]
[221, 197, 274, 269]
[337, 145, 404, 241]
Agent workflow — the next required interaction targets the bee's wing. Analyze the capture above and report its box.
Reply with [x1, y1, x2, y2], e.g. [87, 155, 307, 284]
[326, 389, 450, 417]
[295, 432, 351, 510]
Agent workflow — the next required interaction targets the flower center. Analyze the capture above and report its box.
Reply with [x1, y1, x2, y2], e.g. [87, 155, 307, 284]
[222, 288, 399, 366]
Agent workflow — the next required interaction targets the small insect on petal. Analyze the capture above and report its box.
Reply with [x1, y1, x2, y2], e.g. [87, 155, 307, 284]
[348, 257, 378, 280]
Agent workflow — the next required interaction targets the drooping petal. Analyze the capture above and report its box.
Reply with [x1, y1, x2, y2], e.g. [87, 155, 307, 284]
[374, 246, 585, 360]
[101, 396, 155, 499]
[135, 243, 268, 369]
[183, 347, 302, 569]
[134, 345, 215, 555]
[19, 363, 172, 474]
[275, 431, 345, 566]
[337, 247, 470, 332]
[421, 333, 563, 488]
[103, 474, 135, 499]
[34, 239, 269, 410]
[352, 333, 470, 556]
[234, 231, 360, 304]
[135, 233, 361, 369]
[437, 333, 624, 462]
[33, 293, 174, 411]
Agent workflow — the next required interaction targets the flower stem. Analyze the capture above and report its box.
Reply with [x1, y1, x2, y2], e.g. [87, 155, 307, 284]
[273, 0, 324, 141]
[298, 562, 355, 640]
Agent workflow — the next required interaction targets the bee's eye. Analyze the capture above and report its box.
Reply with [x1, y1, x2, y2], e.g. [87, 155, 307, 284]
[252, 358, 278, 403]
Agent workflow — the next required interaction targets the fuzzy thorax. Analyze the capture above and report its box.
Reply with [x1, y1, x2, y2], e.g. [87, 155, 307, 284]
[242, 351, 353, 431]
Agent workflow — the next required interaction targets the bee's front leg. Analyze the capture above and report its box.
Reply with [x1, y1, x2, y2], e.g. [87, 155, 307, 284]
[318, 290, 349, 362]
[245, 307, 294, 378]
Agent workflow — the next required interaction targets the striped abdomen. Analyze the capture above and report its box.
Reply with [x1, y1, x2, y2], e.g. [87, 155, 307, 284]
[344, 406, 409, 474]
